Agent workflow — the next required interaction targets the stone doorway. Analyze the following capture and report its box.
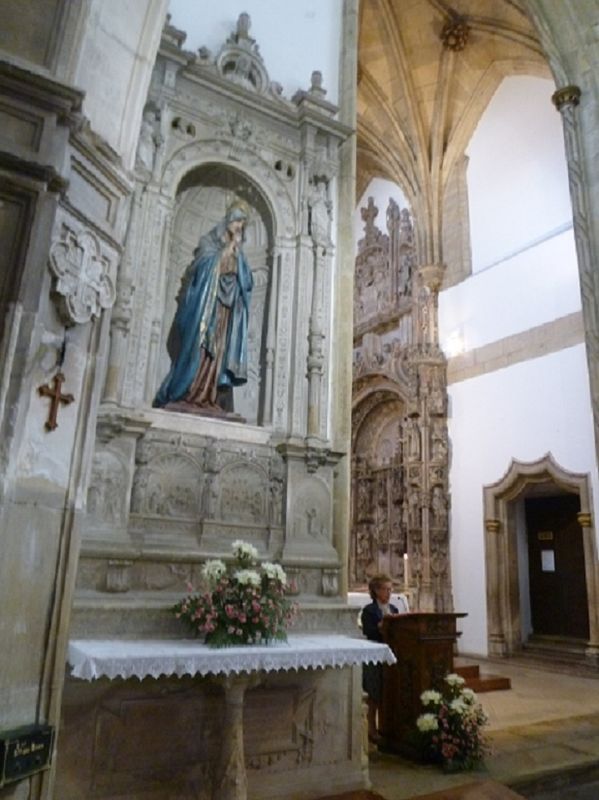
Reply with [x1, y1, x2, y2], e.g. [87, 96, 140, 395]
[483, 454, 599, 665]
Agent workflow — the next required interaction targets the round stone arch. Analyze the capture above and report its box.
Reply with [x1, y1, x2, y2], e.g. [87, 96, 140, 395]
[352, 380, 408, 460]
[483, 452, 599, 664]
[160, 138, 296, 240]
[351, 376, 410, 587]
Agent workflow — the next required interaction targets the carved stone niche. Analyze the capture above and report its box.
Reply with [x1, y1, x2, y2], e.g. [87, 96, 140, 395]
[156, 166, 273, 425]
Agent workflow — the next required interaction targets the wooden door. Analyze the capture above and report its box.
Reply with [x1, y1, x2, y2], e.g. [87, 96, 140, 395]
[525, 494, 589, 640]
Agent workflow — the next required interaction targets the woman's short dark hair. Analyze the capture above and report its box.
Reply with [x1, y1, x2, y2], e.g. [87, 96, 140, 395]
[368, 573, 393, 601]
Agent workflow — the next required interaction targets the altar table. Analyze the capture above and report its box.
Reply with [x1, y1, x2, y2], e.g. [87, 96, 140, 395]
[68, 635, 395, 800]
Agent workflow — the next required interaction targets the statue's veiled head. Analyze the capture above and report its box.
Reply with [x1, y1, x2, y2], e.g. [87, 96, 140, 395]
[225, 199, 251, 225]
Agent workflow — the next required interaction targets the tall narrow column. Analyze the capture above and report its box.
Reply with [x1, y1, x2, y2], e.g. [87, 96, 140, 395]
[332, 0, 359, 596]
[552, 85, 599, 463]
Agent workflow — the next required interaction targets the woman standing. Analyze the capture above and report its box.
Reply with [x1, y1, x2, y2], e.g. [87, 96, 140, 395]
[361, 574, 398, 743]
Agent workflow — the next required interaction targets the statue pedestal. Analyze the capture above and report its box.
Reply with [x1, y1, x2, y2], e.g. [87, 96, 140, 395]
[163, 400, 246, 423]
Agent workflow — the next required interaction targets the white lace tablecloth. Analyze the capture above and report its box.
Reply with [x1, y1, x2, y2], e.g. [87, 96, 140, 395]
[68, 634, 396, 681]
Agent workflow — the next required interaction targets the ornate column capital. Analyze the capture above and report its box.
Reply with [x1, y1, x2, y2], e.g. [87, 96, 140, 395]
[577, 511, 593, 528]
[485, 518, 501, 534]
[552, 85, 581, 113]
[417, 263, 445, 292]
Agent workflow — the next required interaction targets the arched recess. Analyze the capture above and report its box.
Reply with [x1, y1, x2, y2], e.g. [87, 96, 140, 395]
[155, 160, 277, 425]
[351, 379, 408, 588]
[483, 453, 599, 664]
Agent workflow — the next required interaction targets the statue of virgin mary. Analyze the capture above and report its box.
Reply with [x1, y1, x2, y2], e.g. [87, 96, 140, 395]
[154, 200, 253, 413]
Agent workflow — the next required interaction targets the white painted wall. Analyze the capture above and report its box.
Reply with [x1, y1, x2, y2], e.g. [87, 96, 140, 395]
[439, 226, 580, 353]
[449, 345, 599, 655]
[168, 0, 343, 104]
[466, 75, 572, 273]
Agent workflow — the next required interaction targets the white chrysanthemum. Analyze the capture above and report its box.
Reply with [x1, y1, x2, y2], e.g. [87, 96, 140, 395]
[262, 562, 287, 584]
[450, 698, 467, 714]
[420, 689, 442, 706]
[234, 569, 261, 587]
[461, 687, 477, 704]
[445, 673, 466, 687]
[232, 540, 259, 562]
[416, 713, 439, 732]
[202, 559, 227, 581]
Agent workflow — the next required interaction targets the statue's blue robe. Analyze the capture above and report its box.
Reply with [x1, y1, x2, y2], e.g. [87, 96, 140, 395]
[154, 224, 253, 407]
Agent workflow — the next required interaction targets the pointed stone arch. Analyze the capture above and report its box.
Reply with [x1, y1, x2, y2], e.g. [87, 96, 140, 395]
[483, 453, 599, 663]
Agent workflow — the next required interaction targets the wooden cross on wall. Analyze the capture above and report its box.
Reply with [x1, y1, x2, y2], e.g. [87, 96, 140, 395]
[38, 373, 74, 431]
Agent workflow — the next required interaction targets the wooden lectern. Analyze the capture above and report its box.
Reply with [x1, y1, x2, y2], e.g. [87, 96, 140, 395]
[379, 612, 467, 753]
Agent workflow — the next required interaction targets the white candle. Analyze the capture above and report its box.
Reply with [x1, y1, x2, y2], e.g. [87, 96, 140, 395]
[403, 553, 409, 590]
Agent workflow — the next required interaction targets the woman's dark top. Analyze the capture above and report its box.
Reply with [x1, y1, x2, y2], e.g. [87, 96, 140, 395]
[360, 600, 398, 703]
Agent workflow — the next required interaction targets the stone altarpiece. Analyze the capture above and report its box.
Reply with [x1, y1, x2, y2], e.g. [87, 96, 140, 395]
[352, 196, 452, 612]
[56, 16, 368, 800]
[77, 13, 352, 608]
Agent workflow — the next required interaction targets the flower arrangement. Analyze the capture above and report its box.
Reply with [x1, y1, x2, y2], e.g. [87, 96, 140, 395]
[415, 673, 489, 771]
[173, 540, 296, 647]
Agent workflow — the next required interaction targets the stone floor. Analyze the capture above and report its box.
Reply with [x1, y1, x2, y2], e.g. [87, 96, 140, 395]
[365, 656, 599, 800]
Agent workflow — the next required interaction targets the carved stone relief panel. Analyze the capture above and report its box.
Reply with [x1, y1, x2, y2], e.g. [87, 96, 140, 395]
[131, 452, 201, 520]
[292, 478, 330, 545]
[217, 462, 268, 525]
[87, 449, 128, 527]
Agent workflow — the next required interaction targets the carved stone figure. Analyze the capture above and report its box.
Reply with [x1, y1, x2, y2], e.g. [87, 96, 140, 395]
[431, 485, 448, 527]
[407, 417, 421, 460]
[308, 179, 331, 247]
[136, 107, 161, 174]
[154, 200, 254, 415]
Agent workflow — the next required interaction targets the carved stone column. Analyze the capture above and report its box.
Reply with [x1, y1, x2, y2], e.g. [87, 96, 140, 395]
[102, 277, 134, 404]
[262, 244, 279, 426]
[484, 518, 508, 656]
[552, 85, 599, 470]
[307, 242, 326, 441]
[213, 675, 259, 800]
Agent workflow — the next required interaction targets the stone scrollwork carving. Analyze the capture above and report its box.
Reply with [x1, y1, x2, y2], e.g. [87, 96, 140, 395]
[49, 227, 115, 325]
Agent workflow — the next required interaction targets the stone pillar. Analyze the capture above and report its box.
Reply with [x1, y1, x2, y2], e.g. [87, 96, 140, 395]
[484, 518, 507, 656]
[552, 84, 599, 473]
[262, 245, 279, 426]
[102, 277, 134, 404]
[332, 0, 359, 597]
[307, 243, 326, 441]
